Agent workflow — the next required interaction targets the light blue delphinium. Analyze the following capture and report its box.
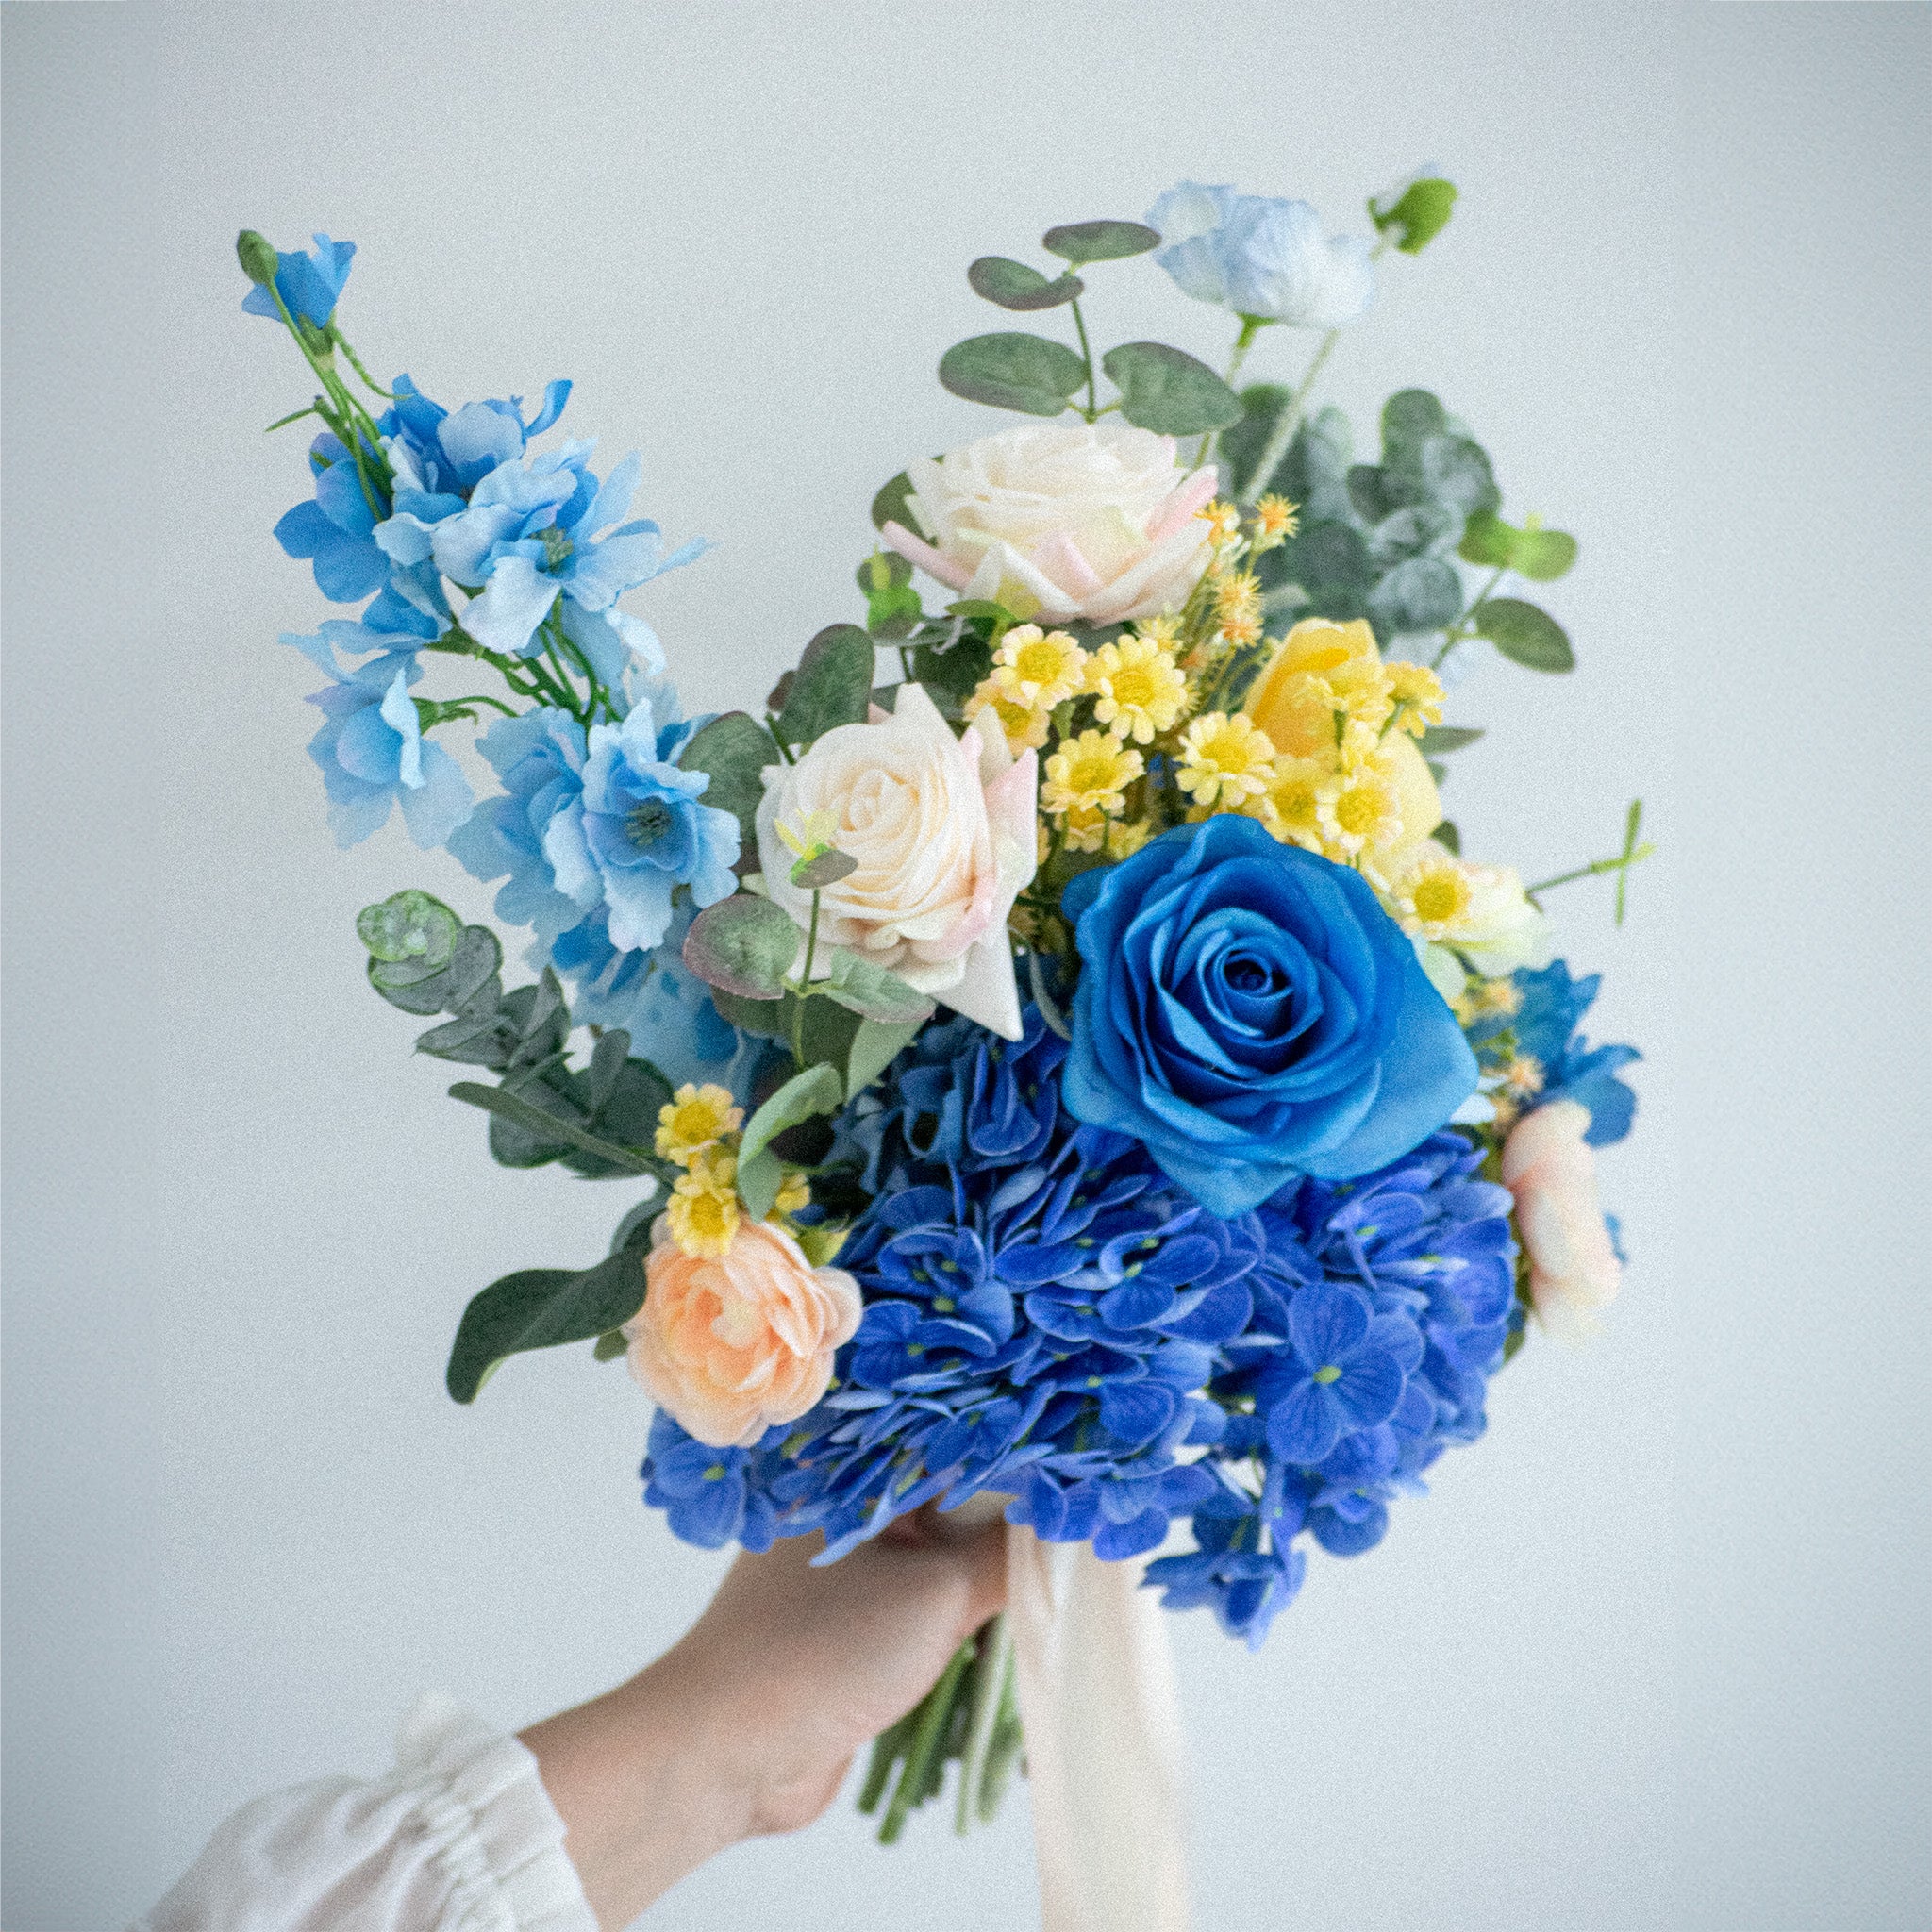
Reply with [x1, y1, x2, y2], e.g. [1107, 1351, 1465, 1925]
[545, 697, 739, 953]
[274, 429, 394, 605]
[1145, 182, 1374, 327]
[286, 628, 473, 849]
[241, 232, 356, 328]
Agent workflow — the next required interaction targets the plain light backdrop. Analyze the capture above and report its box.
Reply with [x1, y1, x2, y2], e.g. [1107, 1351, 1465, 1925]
[4, 4, 1926, 1928]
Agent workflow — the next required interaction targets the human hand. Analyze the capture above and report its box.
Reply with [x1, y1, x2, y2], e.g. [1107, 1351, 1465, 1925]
[521, 1509, 1007, 1928]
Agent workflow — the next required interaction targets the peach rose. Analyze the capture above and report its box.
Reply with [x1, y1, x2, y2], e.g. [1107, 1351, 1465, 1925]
[1500, 1099, 1623, 1344]
[625, 1220, 861, 1448]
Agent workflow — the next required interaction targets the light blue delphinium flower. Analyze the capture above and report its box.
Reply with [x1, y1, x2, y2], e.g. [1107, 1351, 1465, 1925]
[1145, 182, 1374, 328]
[241, 232, 356, 328]
[376, 437, 704, 676]
[544, 697, 739, 952]
[274, 429, 395, 604]
[286, 628, 473, 849]
[1497, 959, 1641, 1145]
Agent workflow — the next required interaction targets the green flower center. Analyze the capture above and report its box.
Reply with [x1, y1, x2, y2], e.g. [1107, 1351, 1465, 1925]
[1312, 1363, 1342, 1385]
[627, 797, 674, 848]
[540, 525, 574, 569]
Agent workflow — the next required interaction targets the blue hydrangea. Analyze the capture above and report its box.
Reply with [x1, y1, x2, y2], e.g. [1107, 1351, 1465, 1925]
[641, 1410, 776, 1552]
[1471, 959, 1641, 1145]
[286, 625, 472, 848]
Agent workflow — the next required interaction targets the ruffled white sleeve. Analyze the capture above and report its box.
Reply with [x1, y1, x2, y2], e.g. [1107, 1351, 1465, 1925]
[131, 1693, 599, 1932]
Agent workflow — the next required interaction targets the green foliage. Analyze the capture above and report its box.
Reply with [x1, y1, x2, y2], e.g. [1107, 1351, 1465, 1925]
[1459, 510, 1578, 581]
[1041, 219, 1160, 265]
[741, 1062, 844, 1165]
[1100, 341, 1242, 436]
[1471, 596, 1574, 671]
[967, 257, 1084, 310]
[872, 470, 918, 534]
[358, 889, 459, 967]
[909, 627, 993, 722]
[682, 894, 799, 1000]
[790, 849, 859, 891]
[677, 711, 779, 871]
[844, 1015, 924, 1099]
[445, 1250, 649, 1403]
[775, 625, 874, 746]
[1435, 819, 1461, 856]
[1368, 177, 1457, 255]
[820, 948, 935, 1025]
[857, 550, 923, 639]
[939, 332, 1086, 416]
[1418, 725, 1485, 754]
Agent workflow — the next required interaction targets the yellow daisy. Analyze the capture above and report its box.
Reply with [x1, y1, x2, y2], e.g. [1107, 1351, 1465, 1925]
[655, 1082, 742, 1165]
[1085, 635, 1188, 743]
[1389, 847, 1476, 940]
[1498, 1053, 1546, 1101]
[1199, 499, 1243, 546]
[964, 679, 1051, 754]
[1058, 804, 1108, 853]
[773, 1171, 811, 1218]
[1042, 728, 1144, 823]
[1385, 660, 1445, 738]
[1471, 975, 1524, 1019]
[1105, 817, 1157, 860]
[667, 1147, 741, 1257]
[1175, 711, 1277, 809]
[988, 624, 1088, 710]
[1316, 750, 1407, 857]
[1241, 753, 1336, 851]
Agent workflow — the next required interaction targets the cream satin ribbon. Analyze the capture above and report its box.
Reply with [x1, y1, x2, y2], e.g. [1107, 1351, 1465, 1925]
[1005, 1525, 1191, 1932]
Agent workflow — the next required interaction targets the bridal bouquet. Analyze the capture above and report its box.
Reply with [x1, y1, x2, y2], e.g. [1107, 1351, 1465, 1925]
[240, 175, 1643, 1856]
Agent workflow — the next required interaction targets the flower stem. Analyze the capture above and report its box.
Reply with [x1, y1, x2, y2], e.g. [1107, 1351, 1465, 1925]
[1069, 297, 1099, 423]
[878, 1638, 974, 1844]
[1192, 315, 1266, 467]
[955, 1612, 1012, 1835]
[1431, 563, 1512, 671]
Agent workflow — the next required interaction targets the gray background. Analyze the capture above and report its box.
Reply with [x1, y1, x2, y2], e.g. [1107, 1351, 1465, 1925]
[3, 3, 1926, 1928]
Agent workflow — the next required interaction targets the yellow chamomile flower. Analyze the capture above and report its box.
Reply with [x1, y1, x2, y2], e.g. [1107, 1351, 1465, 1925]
[1105, 817, 1156, 861]
[964, 678, 1051, 754]
[1175, 712, 1278, 810]
[1388, 846, 1476, 940]
[1251, 494, 1300, 550]
[667, 1146, 741, 1257]
[1042, 729, 1143, 821]
[1058, 805, 1108, 854]
[1136, 613, 1186, 652]
[989, 624, 1087, 710]
[1498, 1053, 1546, 1102]
[1199, 498, 1243, 547]
[1471, 975, 1524, 1019]
[655, 1082, 742, 1165]
[1316, 749, 1407, 857]
[1242, 753, 1336, 851]
[1212, 570, 1264, 647]
[1085, 635, 1188, 744]
[1385, 660, 1445, 738]
[773, 1171, 812, 1218]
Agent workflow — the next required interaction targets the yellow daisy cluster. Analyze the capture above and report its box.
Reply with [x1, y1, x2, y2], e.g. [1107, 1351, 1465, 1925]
[1042, 729, 1144, 851]
[654, 1081, 810, 1257]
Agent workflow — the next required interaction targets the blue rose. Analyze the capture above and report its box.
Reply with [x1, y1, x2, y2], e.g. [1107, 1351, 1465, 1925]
[1060, 817, 1477, 1217]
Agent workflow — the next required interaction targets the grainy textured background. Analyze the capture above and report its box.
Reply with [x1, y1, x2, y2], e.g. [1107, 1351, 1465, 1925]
[4, 3, 1926, 1926]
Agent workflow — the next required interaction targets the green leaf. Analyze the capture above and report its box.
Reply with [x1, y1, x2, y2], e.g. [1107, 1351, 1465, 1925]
[967, 257, 1084, 310]
[1041, 219, 1160, 265]
[442, 926, 504, 1009]
[1457, 508, 1518, 569]
[369, 955, 457, 1015]
[1369, 177, 1457, 254]
[741, 1062, 844, 1165]
[1100, 341, 1242, 436]
[1218, 383, 1291, 501]
[585, 1028, 631, 1117]
[1513, 527, 1579, 582]
[1418, 725, 1485, 754]
[1435, 819, 1461, 856]
[709, 987, 792, 1038]
[790, 848, 858, 891]
[449, 1080, 659, 1175]
[939, 332, 1086, 417]
[358, 890, 459, 967]
[682, 894, 799, 1000]
[1473, 597, 1575, 672]
[819, 948, 936, 1025]
[445, 1251, 648, 1403]
[1380, 390, 1448, 463]
[872, 470, 918, 534]
[1418, 436, 1501, 523]
[567, 1057, 675, 1178]
[736, 1148, 783, 1224]
[776, 625, 874, 747]
[592, 1328, 630, 1362]
[845, 1015, 923, 1099]
[1368, 555, 1463, 637]
[911, 630, 993, 719]
[677, 711, 779, 867]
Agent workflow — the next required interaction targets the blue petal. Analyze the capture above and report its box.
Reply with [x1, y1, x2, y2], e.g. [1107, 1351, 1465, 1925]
[465, 552, 559, 658]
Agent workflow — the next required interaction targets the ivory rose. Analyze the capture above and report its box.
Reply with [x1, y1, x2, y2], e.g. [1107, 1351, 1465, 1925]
[625, 1220, 861, 1448]
[1500, 1099, 1623, 1343]
[881, 421, 1218, 625]
[756, 681, 1037, 1040]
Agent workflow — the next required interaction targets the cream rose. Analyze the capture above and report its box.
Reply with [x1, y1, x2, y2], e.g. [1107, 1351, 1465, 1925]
[1500, 1099, 1623, 1344]
[625, 1220, 861, 1448]
[881, 421, 1219, 625]
[756, 681, 1037, 1040]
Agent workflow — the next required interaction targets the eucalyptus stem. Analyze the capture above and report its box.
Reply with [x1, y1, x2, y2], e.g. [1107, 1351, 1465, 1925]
[1069, 297, 1099, 423]
[791, 891, 823, 1070]
[1432, 562, 1512, 670]
[1193, 314, 1267, 467]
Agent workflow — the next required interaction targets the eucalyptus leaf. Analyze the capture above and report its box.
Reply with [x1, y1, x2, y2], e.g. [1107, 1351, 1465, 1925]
[682, 894, 799, 1000]
[845, 1015, 923, 1099]
[967, 257, 1084, 310]
[1418, 725, 1485, 754]
[819, 948, 936, 1024]
[776, 625, 874, 746]
[1512, 527, 1578, 581]
[1457, 508, 1518, 570]
[1369, 177, 1457, 254]
[442, 926, 504, 1010]
[368, 957, 456, 1015]
[791, 848, 859, 891]
[566, 1056, 674, 1178]
[1436, 819, 1461, 855]
[592, 1329, 630, 1362]
[710, 987, 793, 1037]
[735, 1148, 783, 1224]
[678, 712, 780, 866]
[445, 1250, 649, 1404]
[871, 471, 918, 534]
[585, 1028, 632, 1118]
[1473, 597, 1575, 671]
[1100, 341, 1241, 435]
[358, 890, 459, 968]
[1368, 554, 1464, 636]
[1041, 219, 1160, 265]
[939, 332, 1086, 416]
[740, 1061, 844, 1165]
[450, 1080, 658, 1175]
[911, 630, 992, 719]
